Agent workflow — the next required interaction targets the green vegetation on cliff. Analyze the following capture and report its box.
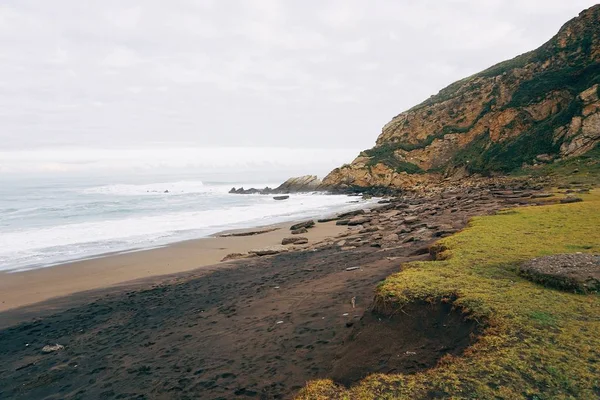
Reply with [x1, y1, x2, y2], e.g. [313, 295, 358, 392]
[299, 190, 600, 399]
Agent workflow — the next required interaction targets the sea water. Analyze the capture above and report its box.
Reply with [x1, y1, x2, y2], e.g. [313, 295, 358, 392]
[0, 172, 372, 272]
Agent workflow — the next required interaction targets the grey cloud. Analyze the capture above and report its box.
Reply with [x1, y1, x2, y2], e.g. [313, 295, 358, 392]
[0, 0, 597, 150]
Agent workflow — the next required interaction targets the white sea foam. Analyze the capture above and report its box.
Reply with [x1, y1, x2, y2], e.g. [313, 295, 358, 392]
[0, 190, 374, 272]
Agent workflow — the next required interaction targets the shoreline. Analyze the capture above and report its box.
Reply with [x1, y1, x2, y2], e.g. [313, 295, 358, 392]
[0, 217, 352, 313]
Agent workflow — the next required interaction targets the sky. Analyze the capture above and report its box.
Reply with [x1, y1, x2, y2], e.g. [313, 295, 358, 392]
[0, 0, 598, 174]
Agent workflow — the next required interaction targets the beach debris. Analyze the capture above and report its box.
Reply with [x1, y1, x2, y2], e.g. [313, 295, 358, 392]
[273, 195, 289, 201]
[405, 351, 417, 355]
[351, 296, 356, 309]
[290, 220, 315, 231]
[41, 344, 64, 353]
[342, 313, 349, 316]
[276, 321, 284, 324]
[274, 286, 280, 289]
[282, 236, 308, 245]
[345, 266, 360, 271]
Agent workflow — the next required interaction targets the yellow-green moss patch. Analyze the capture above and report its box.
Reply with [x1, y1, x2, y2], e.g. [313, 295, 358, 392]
[298, 190, 600, 399]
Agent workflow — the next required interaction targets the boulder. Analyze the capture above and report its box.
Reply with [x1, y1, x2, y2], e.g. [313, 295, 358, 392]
[290, 220, 315, 231]
[273, 195, 290, 201]
[282, 237, 308, 245]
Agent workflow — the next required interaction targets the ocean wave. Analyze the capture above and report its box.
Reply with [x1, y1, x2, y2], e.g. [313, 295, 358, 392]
[0, 193, 375, 271]
[81, 180, 218, 196]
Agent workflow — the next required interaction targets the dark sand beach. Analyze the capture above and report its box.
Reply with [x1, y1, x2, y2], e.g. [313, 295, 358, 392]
[0, 187, 530, 399]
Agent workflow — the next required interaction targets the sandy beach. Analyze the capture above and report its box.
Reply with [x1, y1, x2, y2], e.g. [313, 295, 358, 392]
[0, 187, 523, 399]
[0, 219, 348, 313]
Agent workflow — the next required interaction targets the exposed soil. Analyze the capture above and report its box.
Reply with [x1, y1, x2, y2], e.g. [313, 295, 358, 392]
[0, 184, 534, 400]
[330, 301, 479, 386]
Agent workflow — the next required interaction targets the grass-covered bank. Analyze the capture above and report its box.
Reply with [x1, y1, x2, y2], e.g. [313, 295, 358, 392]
[298, 190, 600, 399]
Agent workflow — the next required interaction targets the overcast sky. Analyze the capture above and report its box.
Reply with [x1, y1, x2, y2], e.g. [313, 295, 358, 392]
[0, 0, 597, 152]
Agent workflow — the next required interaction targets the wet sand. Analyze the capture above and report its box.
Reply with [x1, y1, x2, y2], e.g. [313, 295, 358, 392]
[0, 220, 346, 313]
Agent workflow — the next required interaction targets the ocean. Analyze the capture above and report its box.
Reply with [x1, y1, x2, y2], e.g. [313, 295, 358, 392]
[0, 172, 371, 272]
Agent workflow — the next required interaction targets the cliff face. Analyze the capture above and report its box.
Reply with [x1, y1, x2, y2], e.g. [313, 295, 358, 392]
[324, 5, 600, 189]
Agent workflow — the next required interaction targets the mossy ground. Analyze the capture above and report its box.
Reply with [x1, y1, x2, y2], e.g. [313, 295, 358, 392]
[298, 190, 600, 399]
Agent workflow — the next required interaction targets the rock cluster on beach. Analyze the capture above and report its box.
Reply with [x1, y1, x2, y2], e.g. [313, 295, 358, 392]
[229, 175, 323, 194]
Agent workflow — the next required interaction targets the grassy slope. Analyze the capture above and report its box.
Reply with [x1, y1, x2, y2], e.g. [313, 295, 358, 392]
[298, 190, 600, 399]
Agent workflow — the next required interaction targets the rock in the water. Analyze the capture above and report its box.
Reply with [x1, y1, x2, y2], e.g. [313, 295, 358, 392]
[290, 220, 315, 231]
[282, 237, 308, 245]
[519, 254, 600, 293]
[42, 344, 64, 353]
[560, 196, 583, 204]
[291, 227, 308, 235]
[275, 175, 323, 192]
[273, 195, 290, 200]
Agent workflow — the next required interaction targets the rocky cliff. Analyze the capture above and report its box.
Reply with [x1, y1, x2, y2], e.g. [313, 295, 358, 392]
[323, 5, 600, 190]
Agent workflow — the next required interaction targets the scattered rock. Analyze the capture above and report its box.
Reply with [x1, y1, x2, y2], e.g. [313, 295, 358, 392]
[282, 237, 308, 245]
[519, 254, 600, 293]
[249, 247, 287, 256]
[317, 217, 338, 223]
[290, 220, 315, 231]
[42, 344, 64, 353]
[291, 228, 308, 235]
[347, 216, 372, 226]
[404, 216, 419, 224]
[336, 219, 350, 226]
[560, 196, 583, 204]
[338, 209, 366, 219]
[530, 193, 554, 199]
[221, 253, 249, 262]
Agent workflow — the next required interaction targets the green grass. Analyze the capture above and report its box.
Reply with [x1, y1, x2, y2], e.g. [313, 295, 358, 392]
[298, 190, 600, 399]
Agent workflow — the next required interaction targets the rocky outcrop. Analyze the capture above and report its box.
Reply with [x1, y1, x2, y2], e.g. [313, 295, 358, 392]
[230, 175, 323, 194]
[323, 5, 600, 190]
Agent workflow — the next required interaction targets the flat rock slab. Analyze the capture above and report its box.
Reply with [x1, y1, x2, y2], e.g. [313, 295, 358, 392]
[519, 254, 600, 293]
[282, 237, 308, 245]
[290, 220, 315, 231]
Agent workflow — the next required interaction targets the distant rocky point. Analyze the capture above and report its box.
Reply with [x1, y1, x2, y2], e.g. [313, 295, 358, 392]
[229, 175, 323, 195]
